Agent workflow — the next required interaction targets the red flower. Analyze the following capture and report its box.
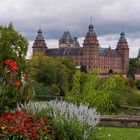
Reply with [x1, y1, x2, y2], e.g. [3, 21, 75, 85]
[11, 128, 15, 132]
[0, 124, 2, 128]
[10, 66, 19, 71]
[15, 82, 21, 87]
[10, 61, 18, 71]
[5, 59, 11, 65]
[5, 59, 19, 71]
[21, 126, 25, 134]
[14, 108, 19, 117]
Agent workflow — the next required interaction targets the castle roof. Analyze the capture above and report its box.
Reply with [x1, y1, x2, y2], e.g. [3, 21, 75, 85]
[36, 28, 45, 41]
[59, 31, 73, 44]
[99, 48, 120, 57]
[73, 36, 80, 47]
[118, 32, 127, 43]
[86, 24, 96, 37]
[46, 47, 120, 57]
[46, 47, 83, 56]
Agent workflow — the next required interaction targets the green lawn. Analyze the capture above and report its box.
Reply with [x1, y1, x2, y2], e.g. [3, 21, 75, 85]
[95, 127, 140, 140]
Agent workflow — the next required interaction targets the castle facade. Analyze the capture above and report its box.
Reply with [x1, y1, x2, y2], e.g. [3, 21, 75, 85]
[32, 24, 129, 74]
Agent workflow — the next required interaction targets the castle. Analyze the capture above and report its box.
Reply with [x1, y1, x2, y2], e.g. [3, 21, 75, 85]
[32, 23, 129, 74]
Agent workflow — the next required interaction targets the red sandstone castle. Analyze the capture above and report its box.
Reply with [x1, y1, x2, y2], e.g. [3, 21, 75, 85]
[32, 23, 129, 74]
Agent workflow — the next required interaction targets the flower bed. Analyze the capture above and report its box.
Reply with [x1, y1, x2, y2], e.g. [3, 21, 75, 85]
[18, 100, 100, 140]
[0, 109, 56, 139]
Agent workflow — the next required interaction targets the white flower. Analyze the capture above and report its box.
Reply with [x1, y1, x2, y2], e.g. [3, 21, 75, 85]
[17, 99, 100, 137]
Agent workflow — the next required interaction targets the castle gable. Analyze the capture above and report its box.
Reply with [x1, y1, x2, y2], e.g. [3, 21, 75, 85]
[99, 48, 120, 57]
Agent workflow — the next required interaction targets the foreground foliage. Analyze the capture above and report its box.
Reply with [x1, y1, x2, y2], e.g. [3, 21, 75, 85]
[18, 100, 100, 140]
[66, 69, 140, 113]
[0, 23, 34, 113]
[0, 109, 56, 139]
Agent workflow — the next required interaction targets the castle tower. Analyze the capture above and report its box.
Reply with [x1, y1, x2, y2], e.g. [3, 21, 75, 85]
[83, 23, 99, 46]
[59, 31, 75, 48]
[73, 36, 80, 47]
[83, 23, 100, 71]
[32, 28, 47, 55]
[116, 31, 129, 73]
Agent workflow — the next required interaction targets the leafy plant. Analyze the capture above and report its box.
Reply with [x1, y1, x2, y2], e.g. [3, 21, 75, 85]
[0, 109, 56, 139]
[66, 69, 116, 113]
[18, 100, 100, 140]
[0, 23, 34, 113]
[30, 54, 76, 96]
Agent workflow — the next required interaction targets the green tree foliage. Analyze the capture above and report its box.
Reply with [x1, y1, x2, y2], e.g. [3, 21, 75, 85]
[30, 54, 76, 96]
[0, 23, 33, 113]
[33, 83, 53, 101]
[66, 69, 116, 113]
[61, 58, 77, 89]
[128, 58, 140, 79]
[109, 75, 126, 110]
[71, 70, 81, 95]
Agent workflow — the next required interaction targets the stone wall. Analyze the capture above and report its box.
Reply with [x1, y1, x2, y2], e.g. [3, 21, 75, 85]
[99, 115, 140, 128]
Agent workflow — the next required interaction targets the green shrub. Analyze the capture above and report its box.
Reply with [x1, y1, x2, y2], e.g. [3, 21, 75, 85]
[66, 69, 116, 113]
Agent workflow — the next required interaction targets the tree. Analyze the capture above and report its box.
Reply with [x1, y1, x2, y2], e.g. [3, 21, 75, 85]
[61, 58, 76, 89]
[128, 58, 140, 79]
[30, 54, 75, 96]
[0, 23, 33, 113]
[66, 69, 116, 113]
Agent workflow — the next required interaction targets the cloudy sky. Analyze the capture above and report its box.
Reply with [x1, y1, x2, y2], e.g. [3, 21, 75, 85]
[1, 0, 140, 58]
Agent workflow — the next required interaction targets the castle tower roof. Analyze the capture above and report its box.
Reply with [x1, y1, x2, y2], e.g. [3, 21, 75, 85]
[83, 23, 99, 47]
[73, 36, 80, 47]
[118, 31, 127, 43]
[32, 28, 47, 55]
[59, 31, 73, 44]
[86, 24, 96, 37]
[36, 28, 45, 41]
[116, 30, 129, 50]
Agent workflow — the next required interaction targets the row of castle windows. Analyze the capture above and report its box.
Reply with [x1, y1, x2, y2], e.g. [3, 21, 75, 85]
[84, 56, 121, 60]
[76, 61, 122, 69]
[85, 65, 122, 70]
[85, 65, 113, 70]
[82, 61, 121, 65]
